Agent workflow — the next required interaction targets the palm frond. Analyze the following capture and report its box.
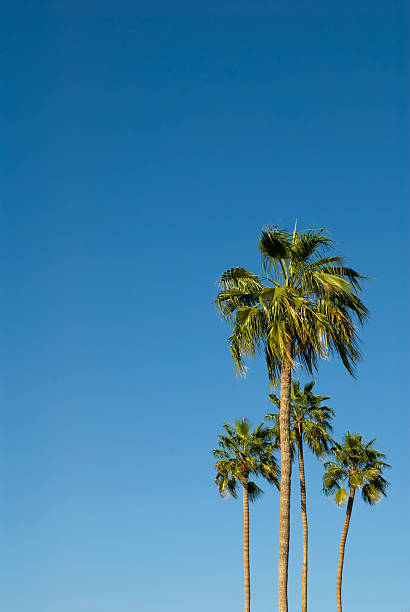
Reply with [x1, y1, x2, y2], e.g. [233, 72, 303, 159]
[247, 481, 264, 501]
[334, 486, 348, 506]
[290, 228, 333, 266]
[259, 227, 292, 280]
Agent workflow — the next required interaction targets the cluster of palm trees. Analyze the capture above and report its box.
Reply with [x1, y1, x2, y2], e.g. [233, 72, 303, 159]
[211, 225, 390, 612]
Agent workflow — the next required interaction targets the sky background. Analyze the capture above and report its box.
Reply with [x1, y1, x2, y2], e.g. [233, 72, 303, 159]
[1, 1, 409, 611]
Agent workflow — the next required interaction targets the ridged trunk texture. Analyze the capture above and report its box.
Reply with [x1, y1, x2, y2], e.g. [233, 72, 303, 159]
[243, 481, 250, 612]
[336, 488, 355, 612]
[278, 358, 292, 612]
[296, 431, 308, 612]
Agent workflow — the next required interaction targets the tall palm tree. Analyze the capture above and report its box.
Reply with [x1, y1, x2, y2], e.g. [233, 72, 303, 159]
[322, 432, 390, 612]
[213, 418, 280, 612]
[216, 225, 367, 612]
[266, 380, 334, 612]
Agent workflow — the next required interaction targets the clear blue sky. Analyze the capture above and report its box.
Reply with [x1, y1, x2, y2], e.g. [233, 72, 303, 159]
[1, 2, 408, 611]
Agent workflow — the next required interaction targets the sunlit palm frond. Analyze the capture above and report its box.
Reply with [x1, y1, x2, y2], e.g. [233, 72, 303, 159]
[290, 228, 333, 267]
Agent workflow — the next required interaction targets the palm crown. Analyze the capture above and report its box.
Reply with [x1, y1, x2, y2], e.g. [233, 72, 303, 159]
[323, 432, 390, 506]
[213, 418, 280, 500]
[266, 379, 334, 458]
[216, 226, 368, 383]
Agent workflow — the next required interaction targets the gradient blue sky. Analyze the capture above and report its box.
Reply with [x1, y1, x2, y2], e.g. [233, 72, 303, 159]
[1, 2, 409, 611]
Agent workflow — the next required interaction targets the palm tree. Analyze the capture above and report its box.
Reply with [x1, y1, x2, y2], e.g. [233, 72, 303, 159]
[322, 432, 390, 612]
[216, 225, 367, 612]
[213, 418, 280, 612]
[266, 380, 334, 612]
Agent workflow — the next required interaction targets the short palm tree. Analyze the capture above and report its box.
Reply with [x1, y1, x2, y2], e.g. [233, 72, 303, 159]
[322, 432, 390, 612]
[266, 380, 334, 612]
[216, 225, 367, 612]
[213, 418, 280, 612]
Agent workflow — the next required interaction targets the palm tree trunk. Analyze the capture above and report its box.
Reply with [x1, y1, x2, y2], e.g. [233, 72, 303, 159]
[278, 357, 292, 612]
[243, 480, 250, 612]
[336, 487, 355, 612]
[296, 431, 308, 612]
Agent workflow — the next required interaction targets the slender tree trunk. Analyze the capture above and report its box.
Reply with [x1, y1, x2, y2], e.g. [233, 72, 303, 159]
[278, 356, 292, 612]
[296, 431, 308, 612]
[336, 488, 355, 612]
[243, 480, 250, 612]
